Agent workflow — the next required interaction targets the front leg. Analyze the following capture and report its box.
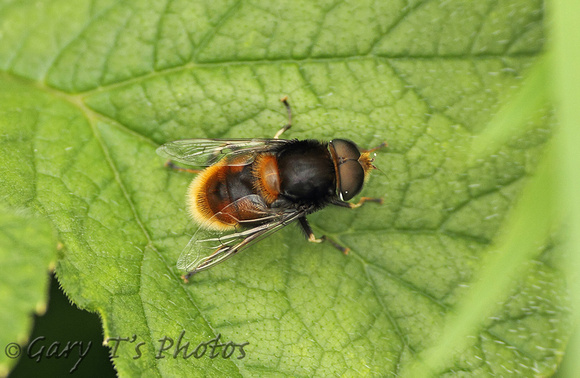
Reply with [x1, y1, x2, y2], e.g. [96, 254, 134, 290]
[331, 197, 383, 209]
[298, 216, 350, 254]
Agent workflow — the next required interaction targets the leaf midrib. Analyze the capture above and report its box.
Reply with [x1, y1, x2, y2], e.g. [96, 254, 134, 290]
[88, 115, 243, 375]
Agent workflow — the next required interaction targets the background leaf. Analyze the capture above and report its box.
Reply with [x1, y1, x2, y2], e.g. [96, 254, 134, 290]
[0, 0, 569, 376]
[0, 205, 57, 375]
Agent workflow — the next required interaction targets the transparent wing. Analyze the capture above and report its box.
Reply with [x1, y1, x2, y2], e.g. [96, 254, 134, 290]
[176, 194, 272, 270]
[156, 138, 289, 167]
[177, 195, 305, 276]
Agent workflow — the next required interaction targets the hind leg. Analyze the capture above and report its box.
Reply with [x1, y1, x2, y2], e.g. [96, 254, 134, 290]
[273, 96, 292, 139]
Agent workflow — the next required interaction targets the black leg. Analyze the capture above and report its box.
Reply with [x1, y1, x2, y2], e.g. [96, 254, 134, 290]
[274, 96, 292, 139]
[165, 160, 202, 174]
[298, 217, 350, 254]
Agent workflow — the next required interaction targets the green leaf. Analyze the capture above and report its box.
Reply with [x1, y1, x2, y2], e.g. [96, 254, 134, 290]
[403, 136, 561, 377]
[468, 56, 550, 163]
[550, 0, 580, 376]
[0, 0, 568, 376]
[0, 204, 57, 375]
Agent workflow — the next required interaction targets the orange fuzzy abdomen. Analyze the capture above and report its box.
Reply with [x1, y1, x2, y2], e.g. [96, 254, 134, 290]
[252, 154, 281, 205]
[187, 162, 247, 229]
[187, 157, 278, 231]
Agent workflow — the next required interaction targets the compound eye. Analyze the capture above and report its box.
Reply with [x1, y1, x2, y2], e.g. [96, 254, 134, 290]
[338, 160, 364, 201]
[331, 139, 360, 160]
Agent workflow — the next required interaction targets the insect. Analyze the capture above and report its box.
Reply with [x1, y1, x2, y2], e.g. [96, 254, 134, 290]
[157, 98, 386, 282]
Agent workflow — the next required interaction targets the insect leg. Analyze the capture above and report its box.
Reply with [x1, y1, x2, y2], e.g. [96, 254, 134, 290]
[350, 197, 383, 208]
[331, 197, 383, 209]
[274, 96, 292, 139]
[164, 160, 202, 174]
[361, 141, 388, 153]
[298, 217, 350, 254]
[181, 244, 227, 282]
[182, 271, 195, 283]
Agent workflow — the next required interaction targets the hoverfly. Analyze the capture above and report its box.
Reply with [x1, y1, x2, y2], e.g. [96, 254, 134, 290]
[157, 98, 386, 281]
